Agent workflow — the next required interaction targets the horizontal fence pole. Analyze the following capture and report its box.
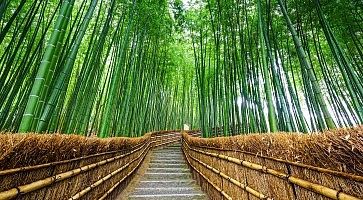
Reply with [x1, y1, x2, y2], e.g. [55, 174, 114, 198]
[182, 145, 232, 200]
[186, 139, 363, 183]
[183, 144, 271, 200]
[98, 135, 181, 200]
[69, 144, 151, 199]
[0, 140, 148, 176]
[0, 132, 178, 176]
[0, 140, 149, 200]
[183, 138, 361, 200]
[0, 131, 182, 200]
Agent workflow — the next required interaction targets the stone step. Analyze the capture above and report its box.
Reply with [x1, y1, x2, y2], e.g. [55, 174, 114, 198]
[157, 146, 181, 149]
[151, 153, 183, 155]
[163, 143, 181, 146]
[152, 153, 181, 156]
[152, 152, 181, 155]
[137, 180, 197, 188]
[157, 145, 181, 148]
[160, 147, 182, 150]
[150, 159, 185, 164]
[150, 156, 184, 160]
[149, 163, 188, 168]
[162, 144, 181, 147]
[151, 154, 184, 160]
[143, 172, 191, 180]
[147, 167, 189, 173]
[154, 150, 182, 153]
[128, 193, 207, 200]
[155, 148, 180, 151]
[127, 142, 207, 200]
[132, 187, 203, 195]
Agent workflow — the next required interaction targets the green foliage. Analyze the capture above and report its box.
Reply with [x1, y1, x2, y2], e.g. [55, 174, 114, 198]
[186, 0, 362, 135]
[0, 0, 362, 137]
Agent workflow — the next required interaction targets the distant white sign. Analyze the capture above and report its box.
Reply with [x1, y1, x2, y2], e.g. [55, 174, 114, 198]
[183, 124, 190, 130]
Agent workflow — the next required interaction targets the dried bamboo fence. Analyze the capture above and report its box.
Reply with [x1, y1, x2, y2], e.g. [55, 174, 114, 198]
[182, 128, 363, 200]
[0, 131, 181, 200]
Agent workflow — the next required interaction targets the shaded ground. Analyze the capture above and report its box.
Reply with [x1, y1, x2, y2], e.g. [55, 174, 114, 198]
[116, 152, 152, 200]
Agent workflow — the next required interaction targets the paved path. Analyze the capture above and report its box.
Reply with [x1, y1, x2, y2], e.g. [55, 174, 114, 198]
[128, 143, 208, 200]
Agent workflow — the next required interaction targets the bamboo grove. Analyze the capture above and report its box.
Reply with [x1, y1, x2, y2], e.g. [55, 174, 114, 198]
[0, 0, 362, 137]
[0, 0, 198, 137]
[187, 0, 363, 136]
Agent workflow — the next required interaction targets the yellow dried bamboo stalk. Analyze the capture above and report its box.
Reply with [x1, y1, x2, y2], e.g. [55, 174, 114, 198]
[69, 145, 151, 200]
[97, 156, 145, 200]
[0, 132, 178, 200]
[0, 141, 150, 200]
[0, 140, 149, 176]
[98, 136, 180, 200]
[182, 146, 232, 200]
[184, 136, 363, 183]
[183, 145, 270, 200]
[183, 139, 361, 200]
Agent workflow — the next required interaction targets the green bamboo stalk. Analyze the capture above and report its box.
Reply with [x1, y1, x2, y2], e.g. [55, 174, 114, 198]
[19, 0, 75, 132]
[277, 0, 336, 129]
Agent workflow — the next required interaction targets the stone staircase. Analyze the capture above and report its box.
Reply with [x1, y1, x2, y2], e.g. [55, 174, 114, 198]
[128, 143, 208, 200]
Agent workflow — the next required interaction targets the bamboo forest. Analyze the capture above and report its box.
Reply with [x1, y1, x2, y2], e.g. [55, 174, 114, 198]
[0, 0, 363, 200]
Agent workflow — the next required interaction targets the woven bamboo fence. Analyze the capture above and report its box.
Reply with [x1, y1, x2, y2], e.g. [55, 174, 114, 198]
[182, 127, 363, 200]
[0, 131, 181, 200]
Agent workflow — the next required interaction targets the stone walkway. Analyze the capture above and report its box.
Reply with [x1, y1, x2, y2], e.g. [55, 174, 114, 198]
[128, 143, 208, 200]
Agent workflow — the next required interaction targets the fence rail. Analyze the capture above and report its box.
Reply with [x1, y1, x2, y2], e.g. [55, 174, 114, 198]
[0, 131, 181, 200]
[182, 131, 363, 200]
